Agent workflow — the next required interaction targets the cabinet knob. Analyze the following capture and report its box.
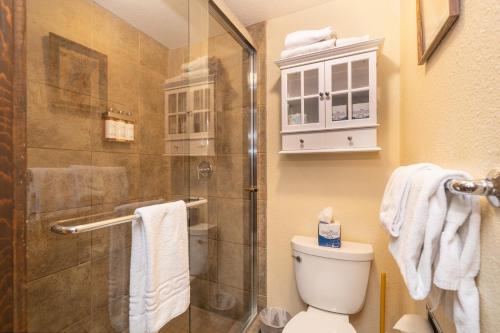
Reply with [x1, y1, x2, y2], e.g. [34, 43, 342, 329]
[347, 136, 353, 143]
[319, 92, 324, 100]
[325, 92, 330, 100]
[299, 139, 304, 144]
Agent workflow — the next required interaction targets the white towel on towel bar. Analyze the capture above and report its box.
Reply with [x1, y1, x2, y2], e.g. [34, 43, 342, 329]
[280, 39, 336, 59]
[386, 167, 480, 333]
[284, 26, 335, 50]
[380, 163, 438, 237]
[129, 201, 190, 333]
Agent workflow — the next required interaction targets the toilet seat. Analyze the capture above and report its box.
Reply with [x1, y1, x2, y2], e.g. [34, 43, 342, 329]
[283, 307, 356, 333]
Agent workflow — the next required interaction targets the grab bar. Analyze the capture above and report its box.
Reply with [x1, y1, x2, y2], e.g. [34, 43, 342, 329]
[51, 197, 208, 235]
[445, 169, 499, 207]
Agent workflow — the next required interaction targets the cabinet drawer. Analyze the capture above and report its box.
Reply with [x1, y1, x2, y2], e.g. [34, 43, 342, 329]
[282, 128, 377, 152]
[165, 139, 215, 156]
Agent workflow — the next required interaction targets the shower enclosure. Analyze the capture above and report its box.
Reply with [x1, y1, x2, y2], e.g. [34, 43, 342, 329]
[16, 0, 258, 332]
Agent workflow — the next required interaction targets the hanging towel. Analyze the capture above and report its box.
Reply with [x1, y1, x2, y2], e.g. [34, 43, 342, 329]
[387, 168, 480, 333]
[380, 163, 438, 237]
[284, 26, 335, 50]
[129, 201, 190, 333]
[335, 35, 370, 47]
[430, 175, 481, 333]
[280, 39, 336, 59]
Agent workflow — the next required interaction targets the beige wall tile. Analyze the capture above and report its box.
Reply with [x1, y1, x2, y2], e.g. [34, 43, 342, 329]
[217, 241, 250, 291]
[140, 154, 168, 200]
[91, 152, 141, 205]
[139, 68, 165, 155]
[27, 81, 92, 150]
[27, 263, 91, 332]
[139, 32, 169, 76]
[216, 198, 250, 245]
[26, 207, 91, 281]
[216, 155, 250, 199]
[91, 2, 139, 62]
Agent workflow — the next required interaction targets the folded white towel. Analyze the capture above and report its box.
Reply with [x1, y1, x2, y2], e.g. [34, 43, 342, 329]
[387, 167, 480, 333]
[380, 163, 438, 237]
[280, 39, 336, 59]
[164, 68, 211, 85]
[181, 56, 217, 73]
[284, 26, 334, 50]
[335, 35, 370, 47]
[129, 201, 190, 333]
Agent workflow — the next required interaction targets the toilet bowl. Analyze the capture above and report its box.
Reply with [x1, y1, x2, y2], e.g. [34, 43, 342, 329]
[284, 236, 374, 332]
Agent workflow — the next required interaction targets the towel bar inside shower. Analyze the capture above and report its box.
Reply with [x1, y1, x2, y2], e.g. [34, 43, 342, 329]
[445, 169, 499, 207]
[50, 197, 208, 235]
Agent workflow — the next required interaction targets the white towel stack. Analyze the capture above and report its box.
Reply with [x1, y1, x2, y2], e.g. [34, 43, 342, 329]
[165, 56, 217, 84]
[280, 27, 336, 59]
[129, 201, 190, 333]
[380, 165, 481, 333]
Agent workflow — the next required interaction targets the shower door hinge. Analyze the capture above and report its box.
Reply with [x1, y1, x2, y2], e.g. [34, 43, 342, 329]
[244, 186, 258, 192]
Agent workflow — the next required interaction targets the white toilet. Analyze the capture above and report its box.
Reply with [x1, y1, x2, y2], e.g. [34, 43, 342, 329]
[284, 236, 374, 333]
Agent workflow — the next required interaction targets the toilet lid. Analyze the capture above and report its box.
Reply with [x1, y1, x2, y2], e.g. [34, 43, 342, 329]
[283, 311, 356, 333]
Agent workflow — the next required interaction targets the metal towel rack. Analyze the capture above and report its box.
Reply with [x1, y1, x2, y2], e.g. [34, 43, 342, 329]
[445, 169, 499, 207]
[51, 197, 208, 235]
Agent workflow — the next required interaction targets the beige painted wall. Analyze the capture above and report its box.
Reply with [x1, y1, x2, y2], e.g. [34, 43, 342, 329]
[265, 1, 405, 332]
[400, 0, 500, 331]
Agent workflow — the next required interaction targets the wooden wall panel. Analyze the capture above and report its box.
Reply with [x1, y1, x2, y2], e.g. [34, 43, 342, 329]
[0, 0, 26, 331]
[0, 0, 16, 331]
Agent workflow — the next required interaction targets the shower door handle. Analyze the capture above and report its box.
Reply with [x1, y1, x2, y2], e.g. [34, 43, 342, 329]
[244, 186, 258, 192]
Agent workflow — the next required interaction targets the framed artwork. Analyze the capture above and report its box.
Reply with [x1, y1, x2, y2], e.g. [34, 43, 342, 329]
[416, 0, 460, 65]
[49, 32, 108, 110]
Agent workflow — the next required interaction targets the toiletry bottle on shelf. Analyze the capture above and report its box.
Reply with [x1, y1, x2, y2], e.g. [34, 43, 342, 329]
[126, 118, 134, 142]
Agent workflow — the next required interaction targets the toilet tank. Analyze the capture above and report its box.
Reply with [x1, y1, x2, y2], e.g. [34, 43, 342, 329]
[291, 236, 373, 314]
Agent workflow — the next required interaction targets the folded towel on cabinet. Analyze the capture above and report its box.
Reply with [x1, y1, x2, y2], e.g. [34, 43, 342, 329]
[380, 163, 438, 237]
[335, 35, 370, 47]
[284, 26, 335, 50]
[129, 201, 190, 333]
[280, 39, 336, 59]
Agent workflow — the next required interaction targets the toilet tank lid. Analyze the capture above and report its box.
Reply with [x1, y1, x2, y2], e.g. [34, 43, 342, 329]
[291, 236, 373, 261]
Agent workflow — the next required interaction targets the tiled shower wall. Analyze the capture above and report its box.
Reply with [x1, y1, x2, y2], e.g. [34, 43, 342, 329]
[25, 0, 170, 331]
[24, 0, 267, 332]
[164, 19, 268, 329]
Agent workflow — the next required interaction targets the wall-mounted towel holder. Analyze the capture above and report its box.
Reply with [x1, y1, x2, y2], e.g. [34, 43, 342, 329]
[445, 169, 499, 207]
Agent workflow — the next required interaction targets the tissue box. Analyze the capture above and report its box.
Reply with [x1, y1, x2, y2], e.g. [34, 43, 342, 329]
[318, 222, 341, 248]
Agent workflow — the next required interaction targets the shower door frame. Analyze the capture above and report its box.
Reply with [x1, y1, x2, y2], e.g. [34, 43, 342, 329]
[207, 2, 259, 331]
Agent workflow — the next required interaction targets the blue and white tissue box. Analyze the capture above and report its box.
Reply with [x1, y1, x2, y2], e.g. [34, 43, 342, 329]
[318, 221, 341, 248]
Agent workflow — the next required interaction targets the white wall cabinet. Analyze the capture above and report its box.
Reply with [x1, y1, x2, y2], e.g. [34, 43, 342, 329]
[164, 76, 215, 156]
[276, 38, 383, 154]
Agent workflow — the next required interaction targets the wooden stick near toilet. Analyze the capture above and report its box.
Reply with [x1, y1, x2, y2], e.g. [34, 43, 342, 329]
[380, 272, 386, 333]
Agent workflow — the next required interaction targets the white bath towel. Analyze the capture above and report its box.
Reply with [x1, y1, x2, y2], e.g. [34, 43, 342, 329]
[388, 168, 480, 333]
[129, 201, 190, 333]
[430, 174, 481, 333]
[380, 163, 438, 237]
[335, 35, 370, 47]
[180, 56, 217, 72]
[280, 39, 336, 59]
[284, 26, 335, 50]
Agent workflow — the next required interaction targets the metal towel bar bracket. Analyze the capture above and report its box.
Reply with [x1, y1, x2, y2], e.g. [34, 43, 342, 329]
[51, 197, 208, 235]
[445, 169, 500, 207]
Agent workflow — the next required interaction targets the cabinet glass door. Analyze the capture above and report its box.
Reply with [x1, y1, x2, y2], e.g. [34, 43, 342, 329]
[165, 89, 189, 140]
[282, 63, 325, 132]
[189, 84, 214, 139]
[324, 52, 376, 128]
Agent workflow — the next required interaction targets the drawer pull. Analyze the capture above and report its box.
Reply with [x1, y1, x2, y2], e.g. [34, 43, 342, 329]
[347, 136, 353, 144]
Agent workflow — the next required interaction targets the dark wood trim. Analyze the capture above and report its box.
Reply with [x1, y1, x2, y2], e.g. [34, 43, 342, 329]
[13, 0, 27, 331]
[0, 0, 16, 330]
[416, 0, 460, 65]
[0, 0, 26, 331]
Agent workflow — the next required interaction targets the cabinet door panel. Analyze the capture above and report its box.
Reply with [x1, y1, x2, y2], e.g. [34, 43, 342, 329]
[281, 62, 325, 132]
[325, 51, 376, 129]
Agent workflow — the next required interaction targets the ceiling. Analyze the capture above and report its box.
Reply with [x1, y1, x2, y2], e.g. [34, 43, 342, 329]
[94, 0, 332, 49]
[222, 0, 333, 26]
